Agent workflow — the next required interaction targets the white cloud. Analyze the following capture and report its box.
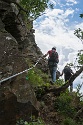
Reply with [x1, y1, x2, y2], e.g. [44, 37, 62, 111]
[33, 1, 83, 93]
[44, 8, 74, 21]
[75, 22, 83, 29]
[45, 8, 64, 17]
[34, 8, 75, 34]
[66, 0, 78, 4]
[63, 8, 74, 17]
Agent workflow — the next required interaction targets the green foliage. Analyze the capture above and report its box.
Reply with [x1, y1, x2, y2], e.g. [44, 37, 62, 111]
[55, 79, 64, 86]
[77, 50, 83, 65]
[35, 83, 50, 99]
[26, 68, 51, 98]
[16, 118, 25, 125]
[26, 67, 50, 87]
[79, 13, 83, 18]
[54, 93, 76, 117]
[74, 14, 83, 71]
[35, 85, 46, 98]
[19, 0, 52, 20]
[76, 83, 83, 100]
[74, 14, 83, 41]
[16, 117, 45, 125]
[74, 28, 83, 41]
[40, 101, 45, 108]
[61, 118, 77, 125]
[27, 69, 45, 86]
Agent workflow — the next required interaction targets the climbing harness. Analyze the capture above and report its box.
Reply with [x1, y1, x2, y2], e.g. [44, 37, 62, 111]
[0, 57, 42, 84]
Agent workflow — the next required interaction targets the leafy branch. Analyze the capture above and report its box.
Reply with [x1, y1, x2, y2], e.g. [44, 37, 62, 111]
[6, 0, 53, 20]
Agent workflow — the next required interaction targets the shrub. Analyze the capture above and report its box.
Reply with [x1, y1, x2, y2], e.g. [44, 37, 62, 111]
[16, 117, 45, 125]
[35, 83, 51, 99]
[61, 118, 77, 125]
[26, 69, 45, 86]
[54, 93, 76, 117]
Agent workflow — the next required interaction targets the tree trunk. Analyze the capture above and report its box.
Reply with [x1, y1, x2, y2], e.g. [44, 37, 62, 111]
[47, 66, 83, 95]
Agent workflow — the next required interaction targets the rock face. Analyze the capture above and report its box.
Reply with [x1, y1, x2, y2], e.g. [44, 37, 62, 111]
[0, 0, 43, 124]
[0, 80, 39, 125]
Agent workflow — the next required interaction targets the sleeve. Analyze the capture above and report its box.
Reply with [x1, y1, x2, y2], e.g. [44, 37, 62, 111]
[43, 51, 49, 57]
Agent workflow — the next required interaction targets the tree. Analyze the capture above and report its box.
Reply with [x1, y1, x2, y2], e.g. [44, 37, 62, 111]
[74, 13, 83, 42]
[6, 0, 53, 20]
[74, 28, 83, 42]
[47, 66, 83, 95]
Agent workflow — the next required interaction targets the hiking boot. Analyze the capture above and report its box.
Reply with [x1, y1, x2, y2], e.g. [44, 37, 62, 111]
[50, 81, 54, 85]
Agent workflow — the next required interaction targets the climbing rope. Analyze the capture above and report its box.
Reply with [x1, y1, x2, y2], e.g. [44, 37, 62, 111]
[0, 57, 42, 84]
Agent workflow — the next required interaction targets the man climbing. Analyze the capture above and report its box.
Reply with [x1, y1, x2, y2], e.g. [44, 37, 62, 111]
[60, 65, 74, 92]
[43, 46, 59, 84]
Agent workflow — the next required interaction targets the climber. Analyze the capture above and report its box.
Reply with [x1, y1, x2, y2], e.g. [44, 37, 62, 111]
[43, 46, 59, 84]
[60, 65, 74, 92]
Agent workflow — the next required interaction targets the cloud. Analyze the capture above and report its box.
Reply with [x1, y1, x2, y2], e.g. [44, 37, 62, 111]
[63, 8, 74, 18]
[66, 0, 77, 4]
[75, 22, 83, 29]
[33, 1, 83, 93]
[34, 8, 75, 34]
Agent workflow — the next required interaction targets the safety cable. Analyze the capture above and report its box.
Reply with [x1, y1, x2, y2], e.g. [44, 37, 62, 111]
[0, 57, 42, 84]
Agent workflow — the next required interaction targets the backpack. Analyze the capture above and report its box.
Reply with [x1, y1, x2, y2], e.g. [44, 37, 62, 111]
[63, 66, 72, 76]
[48, 50, 59, 66]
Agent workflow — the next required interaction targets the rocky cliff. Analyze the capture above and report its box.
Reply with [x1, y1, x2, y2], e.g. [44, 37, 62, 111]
[0, 0, 46, 124]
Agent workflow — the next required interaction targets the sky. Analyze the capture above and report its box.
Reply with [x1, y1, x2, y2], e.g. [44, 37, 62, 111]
[33, 0, 83, 94]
